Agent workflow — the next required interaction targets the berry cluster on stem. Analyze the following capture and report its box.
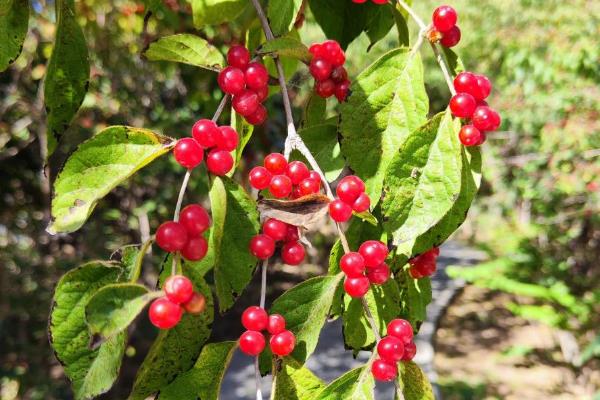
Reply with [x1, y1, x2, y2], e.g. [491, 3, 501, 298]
[239, 306, 296, 357]
[408, 247, 440, 279]
[149, 275, 206, 329]
[341, 240, 390, 298]
[249, 218, 305, 265]
[329, 175, 370, 222]
[156, 204, 211, 262]
[372, 319, 416, 381]
[430, 5, 461, 48]
[308, 40, 351, 101]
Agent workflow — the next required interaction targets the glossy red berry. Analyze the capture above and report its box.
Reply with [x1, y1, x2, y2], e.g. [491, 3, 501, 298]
[164, 275, 194, 304]
[264, 153, 288, 175]
[432, 5, 457, 32]
[218, 66, 246, 95]
[179, 204, 211, 235]
[239, 330, 266, 356]
[309, 43, 326, 58]
[183, 292, 206, 314]
[249, 234, 275, 259]
[329, 199, 353, 222]
[314, 79, 336, 98]
[174, 138, 203, 169]
[377, 336, 404, 362]
[331, 66, 348, 83]
[473, 74, 492, 101]
[298, 178, 321, 196]
[281, 241, 305, 266]
[440, 26, 461, 47]
[245, 62, 269, 90]
[192, 119, 220, 148]
[149, 298, 183, 329]
[217, 126, 239, 151]
[249, 166, 272, 190]
[156, 221, 188, 252]
[458, 125, 483, 147]
[244, 104, 266, 125]
[371, 359, 398, 381]
[387, 319, 413, 345]
[321, 40, 344, 67]
[335, 80, 351, 102]
[337, 175, 365, 204]
[181, 236, 208, 261]
[309, 171, 321, 185]
[227, 45, 250, 69]
[286, 161, 310, 185]
[367, 263, 390, 285]
[309, 58, 332, 81]
[254, 85, 269, 103]
[285, 225, 300, 242]
[233, 90, 259, 117]
[449, 93, 476, 118]
[352, 193, 371, 213]
[358, 240, 388, 268]
[270, 330, 296, 356]
[344, 276, 370, 298]
[267, 314, 286, 335]
[453, 72, 478, 96]
[206, 149, 234, 176]
[269, 175, 293, 198]
[263, 218, 288, 241]
[402, 341, 417, 361]
[242, 306, 268, 331]
[371, 0, 387, 4]
[351, 0, 368, 3]
[340, 252, 366, 277]
[472, 106, 500, 132]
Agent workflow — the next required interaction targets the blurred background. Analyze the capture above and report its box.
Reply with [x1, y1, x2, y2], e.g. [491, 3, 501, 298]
[0, 0, 598, 399]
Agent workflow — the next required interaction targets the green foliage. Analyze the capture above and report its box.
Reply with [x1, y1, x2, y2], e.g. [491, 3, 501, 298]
[403, 276, 432, 328]
[272, 357, 326, 400]
[0, 0, 29, 72]
[188, 0, 249, 28]
[315, 366, 374, 399]
[398, 362, 435, 400]
[291, 123, 345, 182]
[267, 0, 303, 36]
[257, 35, 312, 63]
[144, 34, 225, 71]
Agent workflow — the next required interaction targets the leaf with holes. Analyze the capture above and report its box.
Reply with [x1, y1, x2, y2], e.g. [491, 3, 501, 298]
[0, 0, 29, 72]
[144, 34, 225, 71]
[315, 366, 375, 400]
[272, 357, 326, 400]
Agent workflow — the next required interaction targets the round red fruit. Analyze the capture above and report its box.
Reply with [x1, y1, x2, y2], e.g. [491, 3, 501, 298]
[233, 90, 259, 117]
[336, 175, 365, 204]
[315, 79, 336, 98]
[270, 330, 296, 356]
[286, 161, 310, 185]
[387, 319, 413, 344]
[371, 0, 387, 4]
[371, 359, 398, 381]
[402, 341, 417, 361]
[453, 72, 478, 96]
[335, 80, 351, 102]
[192, 119, 220, 148]
[285, 225, 300, 242]
[263, 218, 288, 241]
[249, 166, 272, 190]
[329, 199, 353, 222]
[344, 276, 370, 298]
[281, 241, 305, 266]
[449, 93, 476, 118]
[179, 204, 211, 235]
[352, 192, 371, 213]
[472, 106, 499, 132]
[308, 43, 326, 58]
[340, 252, 366, 277]
[432, 5, 457, 32]
[149, 298, 183, 329]
[206, 149, 234, 176]
[358, 240, 388, 268]
[440, 26, 461, 47]
[227, 45, 250, 69]
[331, 66, 348, 83]
[297, 178, 320, 196]
[269, 175, 293, 198]
[264, 153, 288, 174]
[321, 40, 343, 67]
[217, 126, 239, 151]
[164, 275, 194, 304]
[249, 234, 275, 260]
[174, 138, 203, 169]
[309, 58, 333, 81]
[377, 335, 404, 362]
[245, 62, 269, 90]
[181, 236, 208, 261]
[458, 125, 483, 147]
[245, 104, 268, 125]
[473, 74, 492, 101]
[367, 263, 390, 285]
[267, 314, 286, 335]
[183, 292, 206, 314]
[254, 85, 269, 103]
[156, 221, 188, 252]
[242, 306, 268, 331]
[239, 330, 266, 356]
[218, 66, 246, 95]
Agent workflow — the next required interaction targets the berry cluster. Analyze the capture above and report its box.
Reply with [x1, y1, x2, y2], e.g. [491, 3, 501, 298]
[218, 45, 269, 125]
[329, 175, 370, 222]
[149, 275, 206, 329]
[249, 153, 322, 199]
[155, 204, 211, 261]
[431, 5, 461, 48]
[351, 0, 387, 4]
[308, 40, 350, 102]
[451, 71, 501, 146]
[341, 240, 390, 298]
[408, 247, 440, 279]
[238, 306, 296, 357]
[249, 218, 305, 265]
[372, 319, 416, 381]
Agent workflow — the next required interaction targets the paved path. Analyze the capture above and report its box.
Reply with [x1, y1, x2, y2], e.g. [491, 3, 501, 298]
[221, 242, 486, 399]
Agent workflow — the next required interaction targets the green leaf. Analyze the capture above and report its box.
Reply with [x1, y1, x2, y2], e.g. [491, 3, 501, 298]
[118, 240, 153, 282]
[267, 0, 303, 36]
[44, 0, 90, 156]
[441, 47, 465, 76]
[340, 48, 428, 205]
[271, 357, 326, 400]
[144, 34, 225, 71]
[158, 341, 237, 400]
[257, 35, 311, 63]
[231, 110, 254, 167]
[398, 362, 435, 400]
[403, 276, 432, 327]
[290, 124, 345, 182]
[353, 210, 378, 226]
[48, 126, 174, 234]
[49, 262, 126, 400]
[85, 283, 158, 340]
[302, 94, 328, 129]
[129, 272, 214, 400]
[0, 0, 29, 72]
[382, 111, 462, 245]
[365, 4, 395, 49]
[391, 5, 410, 46]
[315, 366, 374, 400]
[188, 0, 248, 28]
[208, 176, 260, 312]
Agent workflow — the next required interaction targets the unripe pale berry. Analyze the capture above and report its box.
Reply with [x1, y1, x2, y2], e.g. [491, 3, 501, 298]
[309, 58, 333, 81]
[387, 318, 413, 344]
[244, 62, 269, 90]
[179, 204, 211, 236]
[164, 275, 194, 304]
[264, 153, 288, 174]
[459, 125, 483, 147]
[352, 192, 371, 213]
[281, 241, 306, 266]
[267, 314, 286, 335]
[440, 26, 461, 47]
[174, 138, 203, 169]
[286, 161, 310, 185]
[183, 292, 206, 314]
[149, 298, 183, 329]
[358, 240, 388, 268]
[181, 236, 208, 261]
[344, 276, 370, 298]
[337, 175, 365, 204]
[432, 5, 457, 32]
[227, 45, 250, 69]
[315, 79, 336, 98]
[371, 359, 398, 381]
[340, 252, 366, 277]
[239, 330, 265, 356]
[206, 149, 234, 176]
[377, 335, 404, 362]
[269, 175, 293, 198]
[449, 93, 476, 118]
[249, 234, 275, 259]
[366, 262, 390, 285]
[270, 330, 296, 356]
[192, 119, 220, 148]
[263, 218, 288, 241]
[329, 199, 353, 222]
[217, 126, 239, 151]
[249, 166, 272, 190]
[156, 221, 188, 252]
[242, 306, 268, 331]
[233, 90, 259, 117]
[218, 66, 246, 95]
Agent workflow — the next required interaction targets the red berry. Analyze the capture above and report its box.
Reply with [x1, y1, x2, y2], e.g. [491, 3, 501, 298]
[371, 359, 398, 381]
[254, 85, 269, 103]
[402, 341, 417, 361]
[334, 80, 351, 102]
[367, 263, 390, 285]
[285, 225, 299, 242]
[309, 171, 322, 185]
[337, 175, 365, 204]
[309, 58, 332, 81]
[270, 330, 296, 356]
[249, 166, 272, 190]
[377, 335, 404, 362]
[340, 252, 366, 277]
[449, 93, 476, 118]
[476, 131, 487, 145]
[227, 45, 250, 69]
[245, 104, 268, 125]
[174, 138, 203, 169]
[164, 275, 194, 304]
[331, 66, 348, 83]
[352, 0, 368, 2]
[183, 292, 206, 314]
[249, 234, 275, 259]
[281, 241, 305, 266]
[315, 79, 336, 98]
[472, 106, 500, 132]
[387, 319, 413, 344]
[329, 199, 353, 222]
[409, 265, 425, 279]
[440, 26, 461, 47]
[416, 258, 437, 277]
[458, 125, 483, 146]
[298, 178, 321, 196]
[263, 218, 288, 241]
[179, 204, 211, 235]
[267, 314, 286, 335]
[181, 236, 208, 261]
[239, 330, 266, 356]
[308, 43, 326, 59]
[321, 40, 344, 66]
[269, 175, 293, 198]
[217, 126, 239, 151]
[264, 153, 288, 174]
[149, 298, 183, 329]
[432, 5, 457, 32]
[233, 90, 259, 117]
[156, 221, 188, 252]
[242, 306, 268, 331]
[206, 149, 234, 176]
[192, 119, 221, 148]
[286, 161, 310, 185]
[473, 74, 492, 101]
[358, 240, 388, 268]
[344, 276, 370, 298]
[218, 66, 246, 95]
[244, 62, 269, 90]
[352, 192, 371, 213]
[371, 0, 387, 4]
[453, 72, 478, 96]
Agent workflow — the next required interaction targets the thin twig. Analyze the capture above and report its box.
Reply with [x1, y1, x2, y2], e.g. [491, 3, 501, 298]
[254, 357, 263, 400]
[173, 170, 191, 222]
[430, 43, 456, 95]
[259, 259, 268, 309]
